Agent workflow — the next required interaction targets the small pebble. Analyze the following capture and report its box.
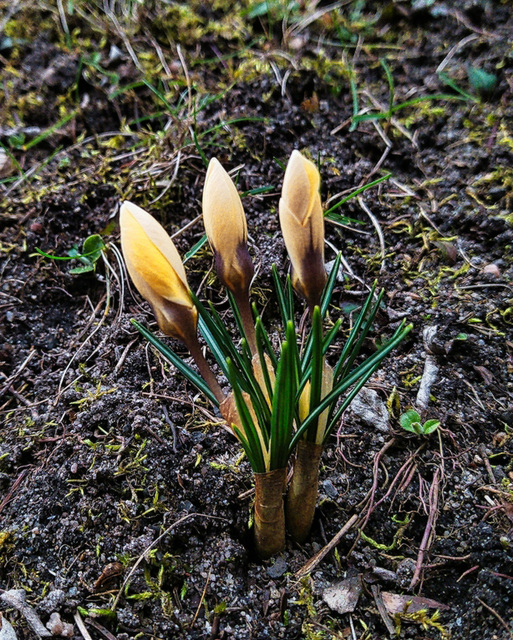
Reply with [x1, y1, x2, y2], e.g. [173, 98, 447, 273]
[46, 612, 73, 636]
[267, 556, 288, 579]
[482, 263, 501, 278]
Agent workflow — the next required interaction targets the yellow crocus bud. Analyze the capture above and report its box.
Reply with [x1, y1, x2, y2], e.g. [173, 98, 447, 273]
[120, 201, 198, 343]
[279, 150, 327, 311]
[298, 363, 334, 444]
[202, 158, 254, 297]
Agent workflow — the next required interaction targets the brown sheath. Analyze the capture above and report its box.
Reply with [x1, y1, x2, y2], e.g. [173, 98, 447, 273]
[254, 468, 287, 559]
[285, 440, 323, 543]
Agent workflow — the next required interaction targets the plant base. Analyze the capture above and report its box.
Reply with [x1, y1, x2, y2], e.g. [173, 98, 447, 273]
[286, 440, 323, 543]
[254, 468, 287, 559]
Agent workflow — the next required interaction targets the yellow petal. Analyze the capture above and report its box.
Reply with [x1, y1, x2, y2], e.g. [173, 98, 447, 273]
[298, 363, 334, 445]
[202, 158, 254, 294]
[281, 149, 320, 226]
[298, 380, 311, 423]
[315, 363, 334, 444]
[120, 201, 197, 340]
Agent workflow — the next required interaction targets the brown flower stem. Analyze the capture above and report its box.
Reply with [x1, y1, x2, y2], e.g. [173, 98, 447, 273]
[254, 468, 287, 559]
[286, 440, 323, 543]
[185, 335, 226, 406]
[234, 290, 257, 356]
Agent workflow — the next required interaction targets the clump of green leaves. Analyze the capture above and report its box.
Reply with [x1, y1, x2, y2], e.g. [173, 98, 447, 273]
[400, 409, 439, 435]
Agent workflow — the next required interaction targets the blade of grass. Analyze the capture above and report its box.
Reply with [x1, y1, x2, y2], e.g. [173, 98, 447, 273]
[324, 174, 391, 217]
[184, 234, 208, 263]
[23, 110, 78, 151]
[381, 58, 395, 119]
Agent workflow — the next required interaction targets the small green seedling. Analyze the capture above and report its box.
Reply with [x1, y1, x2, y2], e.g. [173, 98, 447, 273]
[400, 409, 440, 435]
[36, 234, 106, 274]
[67, 234, 106, 274]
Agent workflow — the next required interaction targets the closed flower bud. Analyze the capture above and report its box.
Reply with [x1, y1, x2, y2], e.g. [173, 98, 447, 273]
[279, 150, 327, 310]
[202, 158, 254, 297]
[120, 201, 197, 343]
[298, 363, 334, 444]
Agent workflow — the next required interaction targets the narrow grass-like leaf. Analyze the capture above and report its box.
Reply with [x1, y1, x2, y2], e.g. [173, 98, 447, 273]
[23, 110, 78, 151]
[255, 321, 275, 405]
[320, 253, 342, 318]
[304, 307, 323, 441]
[290, 323, 412, 451]
[191, 291, 249, 382]
[335, 288, 383, 383]
[324, 175, 391, 217]
[131, 320, 218, 406]
[272, 265, 293, 326]
[184, 234, 208, 262]
[228, 291, 250, 349]
[240, 185, 275, 197]
[331, 284, 379, 383]
[269, 323, 297, 469]
[238, 336, 272, 428]
[197, 316, 230, 379]
[349, 74, 359, 132]
[285, 275, 295, 322]
[254, 313, 278, 370]
[227, 358, 266, 473]
[381, 58, 395, 118]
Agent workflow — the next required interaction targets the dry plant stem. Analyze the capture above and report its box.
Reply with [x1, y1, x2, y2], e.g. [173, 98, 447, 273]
[186, 335, 226, 405]
[409, 466, 441, 590]
[295, 514, 358, 578]
[233, 290, 257, 355]
[286, 440, 323, 543]
[254, 468, 287, 559]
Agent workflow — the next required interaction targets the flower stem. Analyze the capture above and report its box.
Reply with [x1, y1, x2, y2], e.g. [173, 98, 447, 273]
[185, 335, 226, 406]
[234, 290, 257, 356]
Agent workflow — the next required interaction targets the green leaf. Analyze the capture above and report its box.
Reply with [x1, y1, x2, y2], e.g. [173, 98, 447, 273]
[131, 320, 218, 406]
[227, 358, 266, 473]
[400, 409, 421, 431]
[467, 66, 497, 95]
[423, 419, 440, 434]
[272, 265, 293, 326]
[290, 322, 413, 451]
[184, 234, 208, 262]
[306, 306, 323, 442]
[269, 323, 297, 469]
[82, 234, 105, 263]
[69, 264, 95, 274]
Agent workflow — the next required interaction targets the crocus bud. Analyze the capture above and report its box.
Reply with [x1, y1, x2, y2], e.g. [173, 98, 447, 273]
[279, 150, 327, 310]
[298, 362, 334, 444]
[202, 158, 254, 297]
[120, 201, 197, 343]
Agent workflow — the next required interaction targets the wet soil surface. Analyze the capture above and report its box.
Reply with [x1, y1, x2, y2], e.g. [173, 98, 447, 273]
[1, 2, 512, 639]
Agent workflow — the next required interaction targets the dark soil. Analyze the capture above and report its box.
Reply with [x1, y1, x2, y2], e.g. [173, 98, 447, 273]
[1, 2, 512, 639]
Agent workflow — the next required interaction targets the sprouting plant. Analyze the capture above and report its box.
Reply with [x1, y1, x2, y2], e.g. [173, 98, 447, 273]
[120, 151, 412, 558]
[400, 409, 440, 436]
[36, 234, 106, 274]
